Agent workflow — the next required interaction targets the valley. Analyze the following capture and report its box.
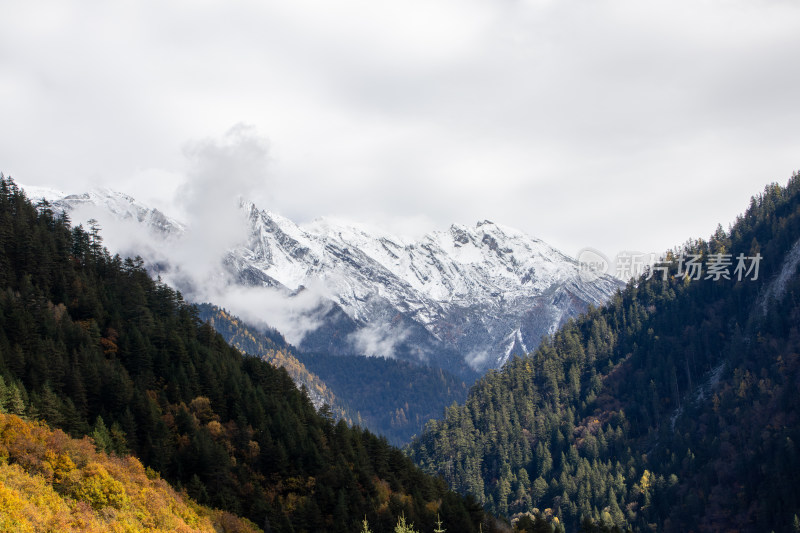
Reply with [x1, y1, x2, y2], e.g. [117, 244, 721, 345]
[6, 171, 800, 532]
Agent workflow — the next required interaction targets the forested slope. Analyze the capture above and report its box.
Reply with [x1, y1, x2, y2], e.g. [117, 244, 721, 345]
[409, 173, 800, 532]
[196, 303, 349, 421]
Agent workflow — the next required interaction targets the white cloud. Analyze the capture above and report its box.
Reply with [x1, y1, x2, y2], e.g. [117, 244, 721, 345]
[347, 322, 410, 360]
[465, 349, 490, 371]
[204, 283, 333, 347]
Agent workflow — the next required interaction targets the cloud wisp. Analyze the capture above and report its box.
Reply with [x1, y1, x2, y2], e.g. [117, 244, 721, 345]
[171, 124, 271, 283]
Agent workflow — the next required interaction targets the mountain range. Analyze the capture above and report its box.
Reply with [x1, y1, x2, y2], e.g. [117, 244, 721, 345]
[24, 186, 622, 378]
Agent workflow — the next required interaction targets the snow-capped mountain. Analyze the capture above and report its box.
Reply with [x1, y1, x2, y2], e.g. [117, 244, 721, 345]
[24, 185, 621, 376]
[23, 185, 185, 237]
[227, 204, 621, 374]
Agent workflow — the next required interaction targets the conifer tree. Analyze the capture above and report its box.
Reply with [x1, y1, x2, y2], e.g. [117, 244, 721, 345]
[434, 513, 446, 533]
[394, 514, 419, 533]
[91, 415, 113, 454]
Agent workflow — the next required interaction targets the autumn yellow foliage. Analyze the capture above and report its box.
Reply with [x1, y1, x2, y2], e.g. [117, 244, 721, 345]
[0, 413, 261, 533]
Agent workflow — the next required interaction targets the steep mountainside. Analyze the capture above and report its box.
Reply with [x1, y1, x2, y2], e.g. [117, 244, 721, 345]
[196, 303, 343, 415]
[0, 176, 495, 533]
[409, 173, 800, 532]
[24, 186, 621, 376]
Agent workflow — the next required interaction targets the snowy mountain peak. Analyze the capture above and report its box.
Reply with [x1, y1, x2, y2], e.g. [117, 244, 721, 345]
[27, 186, 185, 237]
[18, 183, 67, 202]
[227, 207, 622, 372]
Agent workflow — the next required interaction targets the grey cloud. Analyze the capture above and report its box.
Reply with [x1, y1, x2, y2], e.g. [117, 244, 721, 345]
[2, 0, 800, 261]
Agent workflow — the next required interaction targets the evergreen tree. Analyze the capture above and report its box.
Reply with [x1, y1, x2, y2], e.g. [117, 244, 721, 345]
[360, 517, 373, 533]
[394, 514, 419, 533]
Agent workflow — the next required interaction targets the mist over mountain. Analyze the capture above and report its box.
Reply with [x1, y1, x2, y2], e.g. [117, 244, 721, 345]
[25, 186, 621, 378]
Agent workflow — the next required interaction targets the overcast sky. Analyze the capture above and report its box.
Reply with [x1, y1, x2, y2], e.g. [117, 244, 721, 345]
[2, 0, 799, 259]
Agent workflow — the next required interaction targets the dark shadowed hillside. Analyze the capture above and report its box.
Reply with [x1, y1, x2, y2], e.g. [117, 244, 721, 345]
[197, 302, 470, 446]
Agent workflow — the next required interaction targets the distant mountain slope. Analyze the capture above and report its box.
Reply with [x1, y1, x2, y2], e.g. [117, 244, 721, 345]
[0, 175, 495, 533]
[197, 302, 469, 446]
[296, 351, 469, 446]
[22, 185, 621, 377]
[0, 412, 258, 533]
[195, 303, 347, 417]
[408, 173, 800, 532]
